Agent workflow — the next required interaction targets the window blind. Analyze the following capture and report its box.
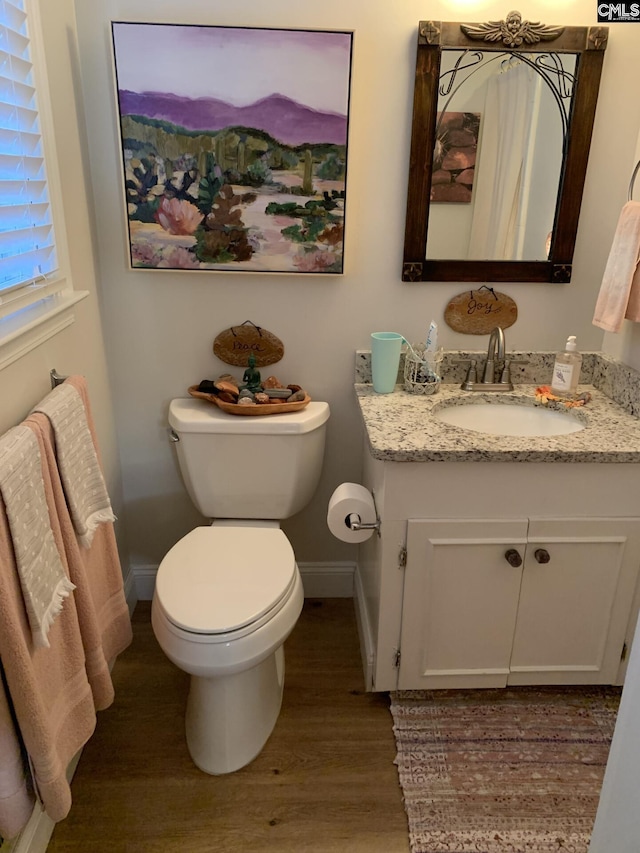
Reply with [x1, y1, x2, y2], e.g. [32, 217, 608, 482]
[0, 0, 58, 305]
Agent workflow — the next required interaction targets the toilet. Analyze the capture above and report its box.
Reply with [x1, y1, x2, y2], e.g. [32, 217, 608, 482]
[151, 397, 330, 775]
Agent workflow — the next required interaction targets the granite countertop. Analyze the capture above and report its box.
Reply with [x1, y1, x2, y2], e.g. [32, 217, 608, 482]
[356, 383, 640, 463]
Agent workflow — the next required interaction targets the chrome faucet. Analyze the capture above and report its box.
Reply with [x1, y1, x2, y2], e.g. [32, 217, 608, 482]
[460, 326, 514, 391]
[482, 326, 505, 383]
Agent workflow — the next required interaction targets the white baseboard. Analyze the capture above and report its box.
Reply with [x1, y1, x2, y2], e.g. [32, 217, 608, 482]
[131, 561, 356, 601]
[121, 566, 138, 615]
[298, 562, 355, 598]
[354, 567, 375, 691]
[7, 804, 55, 853]
[131, 565, 157, 601]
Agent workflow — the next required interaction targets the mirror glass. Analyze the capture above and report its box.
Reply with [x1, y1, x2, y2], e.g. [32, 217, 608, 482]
[426, 49, 576, 262]
[403, 14, 608, 283]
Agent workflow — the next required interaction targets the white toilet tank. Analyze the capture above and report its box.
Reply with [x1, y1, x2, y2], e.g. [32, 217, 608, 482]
[168, 399, 330, 519]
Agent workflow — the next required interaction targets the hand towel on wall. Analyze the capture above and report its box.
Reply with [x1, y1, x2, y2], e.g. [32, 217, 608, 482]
[0, 667, 34, 840]
[65, 375, 133, 668]
[26, 386, 132, 709]
[593, 201, 640, 332]
[32, 382, 115, 548]
[0, 480, 97, 829]
[0, 426, 75, 648]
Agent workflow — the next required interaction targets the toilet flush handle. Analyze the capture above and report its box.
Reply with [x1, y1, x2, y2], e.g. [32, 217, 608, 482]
[169, 428, 180, 443]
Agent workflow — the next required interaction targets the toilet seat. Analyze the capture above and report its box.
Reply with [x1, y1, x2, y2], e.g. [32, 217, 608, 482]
[155, 526, 297, 636]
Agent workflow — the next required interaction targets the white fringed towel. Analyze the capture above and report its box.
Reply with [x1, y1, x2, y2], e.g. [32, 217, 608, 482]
[593, 201, 640, 333]
[0, 426, 75, 648]
[32, 383, 115, 548]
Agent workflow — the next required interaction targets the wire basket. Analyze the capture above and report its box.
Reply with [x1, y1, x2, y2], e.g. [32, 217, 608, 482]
[403, 344, 443, 394]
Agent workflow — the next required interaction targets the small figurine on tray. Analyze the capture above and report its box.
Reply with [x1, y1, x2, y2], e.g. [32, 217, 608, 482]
[191, 353, 308, 414]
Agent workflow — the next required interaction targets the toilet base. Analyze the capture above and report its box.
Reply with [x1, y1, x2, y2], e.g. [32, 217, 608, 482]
[185, 645, 285, 775]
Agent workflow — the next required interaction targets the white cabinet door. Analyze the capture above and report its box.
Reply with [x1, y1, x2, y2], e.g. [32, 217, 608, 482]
[508, 518, 640, 686]
[398, 519, 528, 689]
[398, 517, 640, 690]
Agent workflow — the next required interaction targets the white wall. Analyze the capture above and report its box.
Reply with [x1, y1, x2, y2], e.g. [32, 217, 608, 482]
[0, 0, 129, 571]
[589, 612, 640, 851]
[72, 0, 640, 576]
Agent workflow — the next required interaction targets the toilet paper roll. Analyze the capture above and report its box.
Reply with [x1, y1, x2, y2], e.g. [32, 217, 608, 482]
[327, 482, 377, 543]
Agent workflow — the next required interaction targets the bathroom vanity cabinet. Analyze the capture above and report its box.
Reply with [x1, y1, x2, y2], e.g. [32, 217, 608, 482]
[357, 453, 640, 693]
[399, 516, 640, 690]
[354, 362, 640, 692]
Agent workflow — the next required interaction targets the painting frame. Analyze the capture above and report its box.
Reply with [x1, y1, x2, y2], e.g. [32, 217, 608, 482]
[111, 22, 354, 274]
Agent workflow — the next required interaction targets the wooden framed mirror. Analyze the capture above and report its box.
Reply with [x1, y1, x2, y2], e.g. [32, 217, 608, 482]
[402, 12, 608, 284]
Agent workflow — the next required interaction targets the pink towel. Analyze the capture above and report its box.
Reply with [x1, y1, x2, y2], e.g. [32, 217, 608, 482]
[64, 376, 133, 670]
[25, 376, 132, 709]
[0, 377, 132, 838]
[593, 201, 640, 333]
[0, 462, 97, 831]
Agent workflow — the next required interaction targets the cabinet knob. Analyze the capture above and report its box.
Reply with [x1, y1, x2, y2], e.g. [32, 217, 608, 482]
[534, 548, 551, 564]
[504, 548, 523, 567]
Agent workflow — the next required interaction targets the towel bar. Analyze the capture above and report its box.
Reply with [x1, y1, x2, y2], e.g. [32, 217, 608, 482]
[628, 159, 640, 202]
[50, 369, 67, 389]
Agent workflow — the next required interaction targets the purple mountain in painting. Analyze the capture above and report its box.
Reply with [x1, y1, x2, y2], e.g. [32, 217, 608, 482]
[118, 90, 347, 147]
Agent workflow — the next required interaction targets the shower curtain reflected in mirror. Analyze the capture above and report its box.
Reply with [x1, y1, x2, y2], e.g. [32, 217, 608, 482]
[468, 61, 546, 261]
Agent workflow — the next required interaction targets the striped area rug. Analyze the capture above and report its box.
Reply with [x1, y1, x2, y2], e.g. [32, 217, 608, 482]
[390, 687, 620, 853]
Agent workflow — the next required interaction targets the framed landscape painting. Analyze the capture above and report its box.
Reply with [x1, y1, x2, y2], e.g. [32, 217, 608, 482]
[111, 23, 353, 274]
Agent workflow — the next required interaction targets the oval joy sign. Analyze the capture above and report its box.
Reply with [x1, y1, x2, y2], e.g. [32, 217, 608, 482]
[213, 321, 284, 367]
[444, 288, 518, 335]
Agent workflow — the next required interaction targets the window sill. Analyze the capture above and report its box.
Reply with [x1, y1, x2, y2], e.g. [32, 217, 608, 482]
[0, 290, 90, 372]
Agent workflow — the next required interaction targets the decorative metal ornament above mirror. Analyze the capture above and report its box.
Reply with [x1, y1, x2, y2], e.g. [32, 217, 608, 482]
[403, 12, 608, 284]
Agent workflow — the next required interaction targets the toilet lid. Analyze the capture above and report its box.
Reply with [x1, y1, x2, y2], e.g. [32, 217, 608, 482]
[155, 526, 296, 635]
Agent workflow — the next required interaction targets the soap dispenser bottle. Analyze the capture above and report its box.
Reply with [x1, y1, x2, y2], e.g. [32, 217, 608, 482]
[551, 336, 582, 398]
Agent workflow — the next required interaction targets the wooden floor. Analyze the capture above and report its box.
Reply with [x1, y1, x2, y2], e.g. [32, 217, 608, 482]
[47, 599, 410, 852]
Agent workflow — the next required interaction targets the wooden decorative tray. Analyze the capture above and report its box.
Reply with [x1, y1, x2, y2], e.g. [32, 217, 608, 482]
[188, 386, 311, 416]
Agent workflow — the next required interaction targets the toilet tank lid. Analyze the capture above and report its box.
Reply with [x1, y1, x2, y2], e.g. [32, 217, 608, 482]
[169, 398, 330, 435]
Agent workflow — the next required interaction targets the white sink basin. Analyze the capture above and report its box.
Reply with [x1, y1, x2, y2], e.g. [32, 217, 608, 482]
[434, 401, 585, 437]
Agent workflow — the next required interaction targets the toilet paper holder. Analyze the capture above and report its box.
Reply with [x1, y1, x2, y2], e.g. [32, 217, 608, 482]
[347, 513, 380, 535]
[346, 492, 381, 537]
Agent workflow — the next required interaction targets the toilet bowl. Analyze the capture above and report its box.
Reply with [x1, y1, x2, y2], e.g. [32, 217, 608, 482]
[152, 524, 304, 774]
[152, 398, 329, 775]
